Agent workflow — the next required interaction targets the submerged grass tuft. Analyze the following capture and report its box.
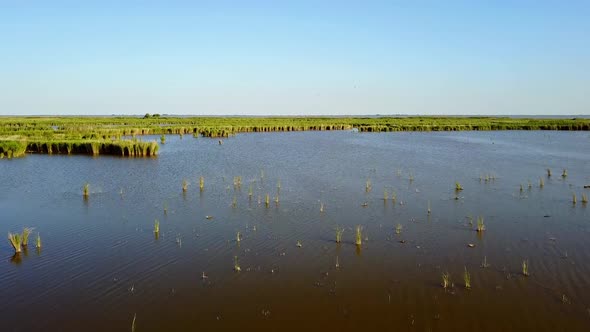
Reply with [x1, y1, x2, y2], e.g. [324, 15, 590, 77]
[234, 256, 241, 272]
[522, 259, 530, 276]
[22, 227, 34, 246]
[335, 226, 344, 243]
[442, 271, 450, 289]
[83, 183, 89, 198]
[573, 193, 577, 205]
[476, 216, 485, 232]
[355, 225, 362, 246]
[464, 267, 471, 289]
[8, 232, 23, 253]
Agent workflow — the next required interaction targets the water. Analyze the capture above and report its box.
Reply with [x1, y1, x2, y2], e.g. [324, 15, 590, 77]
[1, 131, 589, 331]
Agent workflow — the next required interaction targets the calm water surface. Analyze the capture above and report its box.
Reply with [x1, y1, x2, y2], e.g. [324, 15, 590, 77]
[1, 131, 589, 331]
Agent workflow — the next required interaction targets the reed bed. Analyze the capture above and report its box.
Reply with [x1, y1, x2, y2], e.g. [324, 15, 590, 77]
[2, 117, 588, 159]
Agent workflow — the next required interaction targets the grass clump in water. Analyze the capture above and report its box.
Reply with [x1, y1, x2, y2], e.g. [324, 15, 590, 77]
[395, 223, 403, 235]
[562, 169, 567, 178]
[464, 267, 471, 289]
[539, 177, 544, 188]
[522, 259, 529, 276]
[355, 225, 362, 246]
[335, 226, 344, 243]
[8, 232, 23, 253]
[199, 176, 204, 191]
[160, 134, 166, 144]
[582, 193, 588, 204]
[455, 182, 463, 191]
[83, 183, 90, 198]
[442, 271, 451, 289]
[547, 168, 551, 177]
[476, 216, 485, 232]
[154, 219, 160, 234]
[365, 179, 372, 192]
[383, 189, 388, 201]
[234, 256, 241, 272]
[22, 227, 34, 246]
[236, 231, 241, 243]
[182, 179, 188, 192]
[572, 193, 577, 205]
[36, 233, 42, 249]
[265, 194, 270, 207]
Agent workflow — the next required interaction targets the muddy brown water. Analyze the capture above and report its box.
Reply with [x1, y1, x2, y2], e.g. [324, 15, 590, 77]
[1, 131, 589, 331]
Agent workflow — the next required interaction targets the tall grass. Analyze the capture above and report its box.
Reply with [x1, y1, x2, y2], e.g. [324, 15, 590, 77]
[522, 259, 529, 276]
[365, 179, 372, 192]
[8, 232, 23, 253]
[236, 231, 241, 243]
[265, 194, 270, 207]
[154, 219, 160, 234]
[36, 233, 42, 249]
[199, 176, 204, 191]
[582, 193, 588, 204]
[182, 179, 188, 192]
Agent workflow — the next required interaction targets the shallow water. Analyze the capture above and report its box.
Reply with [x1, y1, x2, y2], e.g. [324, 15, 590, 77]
[1, 131, 589, 331]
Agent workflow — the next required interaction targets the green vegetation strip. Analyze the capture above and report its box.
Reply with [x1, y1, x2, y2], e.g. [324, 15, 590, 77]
[0, 116, 588, 158]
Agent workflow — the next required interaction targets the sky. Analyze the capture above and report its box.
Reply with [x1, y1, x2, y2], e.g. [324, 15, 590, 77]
[0, 1, 589, 116]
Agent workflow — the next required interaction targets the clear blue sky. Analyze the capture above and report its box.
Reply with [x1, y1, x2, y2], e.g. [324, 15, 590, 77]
[1, 1, 588, 115]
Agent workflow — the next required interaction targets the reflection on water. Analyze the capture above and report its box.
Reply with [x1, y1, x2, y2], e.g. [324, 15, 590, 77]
[0, 131, 589, 331]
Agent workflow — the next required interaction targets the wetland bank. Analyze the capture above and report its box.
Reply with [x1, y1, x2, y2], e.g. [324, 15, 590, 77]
[1, 119, 590, 331]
